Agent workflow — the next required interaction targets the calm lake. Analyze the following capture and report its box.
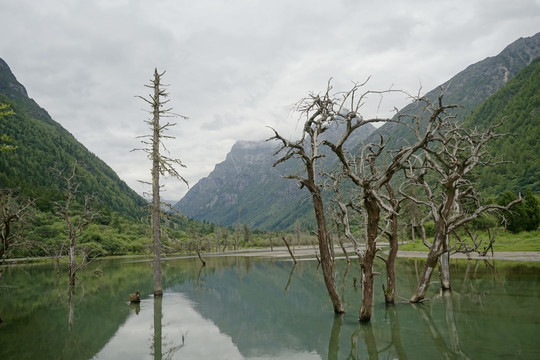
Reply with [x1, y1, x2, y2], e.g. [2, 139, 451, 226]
[0, 254, 539, 359]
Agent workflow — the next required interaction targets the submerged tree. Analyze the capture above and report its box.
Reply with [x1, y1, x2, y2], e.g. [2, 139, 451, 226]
[269, 81, 459, 321]
[135, 69, 188, 296]
[53, 163, 98, 286]
[0, 189, 34, 277]
[268, 83, 345, 313]
[326, 90, 458, 321]
[402, 121, 523, 302]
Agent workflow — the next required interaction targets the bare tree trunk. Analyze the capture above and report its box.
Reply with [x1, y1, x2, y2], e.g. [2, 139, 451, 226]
[234, 224, 239, 250]
[410, 232, 444, 302]
[360, 194, 379, 322]
[383, 183, 399, 305]
[384, 211, 398, 304]
[281, 236, 297, 264]
[268, 84, 345, 315]
[196, 240, 206, 267]
[313, 189, 344, 314]
[409, 183, 456, 302]
[439, 251, 451, 291]
[68, 236, 76, 286]
[54, 164, 96, 288]
[339, 239, 350, 264]
[152, 72, 163, 297]
[136, 69, 188, 297]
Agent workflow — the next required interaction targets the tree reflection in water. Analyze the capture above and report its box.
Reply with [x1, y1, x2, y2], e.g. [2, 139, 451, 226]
[327, 314, 343, 360]
[152, 295, 186, 360]
[325, 299, 469, 359]
[152, 295, 162, 360]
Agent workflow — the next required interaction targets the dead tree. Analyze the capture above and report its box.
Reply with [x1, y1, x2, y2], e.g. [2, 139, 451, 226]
[0, 189, 34, 276]
[402, 121, 522, 302]
[281, 236, 297, 264]
[53, 163, 98, 287]
[378, 181, 404, 305]
[195, 236, 206, 266]
[331, 222, 350, 264]
[452, 224, 500, 258]
[267, 82, 344, 314]
[321, 85, 457, 321]
[135, 69, 188, 296]
[326, 171, 365, 263]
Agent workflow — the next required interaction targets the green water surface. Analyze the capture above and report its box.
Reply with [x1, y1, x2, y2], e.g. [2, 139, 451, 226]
[0, 256, 539, 359]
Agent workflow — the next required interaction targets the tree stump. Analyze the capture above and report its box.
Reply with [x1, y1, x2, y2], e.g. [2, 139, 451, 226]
[129, 290, 141, 303]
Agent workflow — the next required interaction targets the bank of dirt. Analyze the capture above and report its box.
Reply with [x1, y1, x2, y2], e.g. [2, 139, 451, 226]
[215, 245, 540, 262]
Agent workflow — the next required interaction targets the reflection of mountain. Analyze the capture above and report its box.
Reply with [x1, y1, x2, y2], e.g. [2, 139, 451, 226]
[172, 258, 368, 358]
[170, 258, 540, 359]
[2, 257, 539, 359]
[94, 294, 245, 359]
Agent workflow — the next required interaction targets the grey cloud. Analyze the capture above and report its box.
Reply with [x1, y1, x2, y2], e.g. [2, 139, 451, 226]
[1, 0, 539, 201]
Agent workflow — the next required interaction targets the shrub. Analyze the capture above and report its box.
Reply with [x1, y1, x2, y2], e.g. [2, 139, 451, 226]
[498, 189, 540, 233]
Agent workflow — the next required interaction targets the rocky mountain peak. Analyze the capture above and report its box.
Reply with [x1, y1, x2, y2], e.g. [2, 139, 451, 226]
[0, 58, 29, 98]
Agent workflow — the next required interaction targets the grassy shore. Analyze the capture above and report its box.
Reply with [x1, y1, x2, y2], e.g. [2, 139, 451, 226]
[400, 229, 540, 252]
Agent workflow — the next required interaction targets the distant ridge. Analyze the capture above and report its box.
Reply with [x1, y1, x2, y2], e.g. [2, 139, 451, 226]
[175, 123, 375, 230]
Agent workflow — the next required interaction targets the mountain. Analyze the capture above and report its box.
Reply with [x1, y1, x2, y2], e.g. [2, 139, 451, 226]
[176, 33, 540, 231]
[176, 140, 308, 230]
[0, 57, 146, 217]
[175, 123, 375, 230]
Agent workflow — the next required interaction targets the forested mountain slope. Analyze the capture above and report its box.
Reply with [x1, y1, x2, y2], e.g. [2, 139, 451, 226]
[469, 56, 540, 195]
[0, 58, 146, 216]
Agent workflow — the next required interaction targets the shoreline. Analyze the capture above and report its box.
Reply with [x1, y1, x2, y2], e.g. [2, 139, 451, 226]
[200, 245, 540, 262]
[5, 246, 540, 265]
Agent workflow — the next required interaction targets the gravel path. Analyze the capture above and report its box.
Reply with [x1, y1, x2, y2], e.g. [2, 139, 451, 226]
[216, 246, 540, 262]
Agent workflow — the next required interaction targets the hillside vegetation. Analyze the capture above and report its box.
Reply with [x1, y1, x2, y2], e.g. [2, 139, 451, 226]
[469, 56, 540, 195]
[0, 58, 146, 217]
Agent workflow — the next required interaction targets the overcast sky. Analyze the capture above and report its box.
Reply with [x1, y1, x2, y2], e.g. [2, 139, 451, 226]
[1, 0, 539, 201]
